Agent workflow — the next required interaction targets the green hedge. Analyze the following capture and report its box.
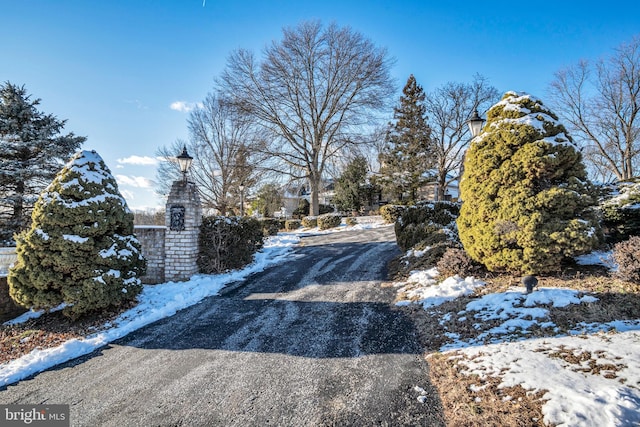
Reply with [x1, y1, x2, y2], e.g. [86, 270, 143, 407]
[259, 218, 283, 236]
[285, 219, 301, 231]
[318, 214, 342, 230]
[292, 199, 334, 218]
[302, 216, 318, 228]
[198, 216, 264, 274]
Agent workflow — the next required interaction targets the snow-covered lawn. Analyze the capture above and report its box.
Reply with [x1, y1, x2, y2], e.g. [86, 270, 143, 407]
[395, 250, 640, 427]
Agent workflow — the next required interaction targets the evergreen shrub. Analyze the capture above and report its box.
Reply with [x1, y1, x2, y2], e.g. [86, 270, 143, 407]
[613, 236, 640, 284]
[394, 202, 460, 252]
[318, 214, 342, 230]
[600, 180, 640, 243]
[302, 216, 318, 228]
[285, 219, 301, 231]
[292, 199, 310, 219]
[198, 216, 264, 274]
[259, 218, 282, 236]
[457, 92, 600, 274]
[8, 150, 145, 319]
[380, 204, 406, 223]
[292, 200, 333, 218]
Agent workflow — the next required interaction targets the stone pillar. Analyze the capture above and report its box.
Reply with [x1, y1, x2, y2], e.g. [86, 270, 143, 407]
[164, 180, 202, 282]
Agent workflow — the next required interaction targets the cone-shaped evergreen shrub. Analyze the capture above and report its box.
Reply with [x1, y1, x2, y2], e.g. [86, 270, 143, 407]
[8, 150, 145, 318]
[457, 92, 600, 274]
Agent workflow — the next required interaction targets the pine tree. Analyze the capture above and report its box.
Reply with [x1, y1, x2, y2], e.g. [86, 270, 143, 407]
[253, 184, 282, 218]
[334, 156, 368, 212]
[457, 92, 600, 274]
[379, 75, 433, 203]
[0, 82, 85, 244]
[8, 150, 145, 319]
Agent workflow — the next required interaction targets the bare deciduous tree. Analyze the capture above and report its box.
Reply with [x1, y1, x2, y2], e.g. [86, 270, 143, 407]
[424, 75, 499, 200]
[549, 35, 640, 181]
[156, 92, 260, 215]
[219, 21, 395, 215]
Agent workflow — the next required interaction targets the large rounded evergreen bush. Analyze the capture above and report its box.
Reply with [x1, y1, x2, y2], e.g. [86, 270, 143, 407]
[8, 150, 145, 319]
[457, 92, 600, 274]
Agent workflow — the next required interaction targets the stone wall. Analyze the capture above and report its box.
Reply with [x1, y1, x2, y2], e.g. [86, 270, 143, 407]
[134, 226, 166, 284]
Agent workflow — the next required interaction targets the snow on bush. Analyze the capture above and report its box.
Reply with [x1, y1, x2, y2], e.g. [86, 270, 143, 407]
[8, 150, 145, 318]
[457, 91, 600, 274]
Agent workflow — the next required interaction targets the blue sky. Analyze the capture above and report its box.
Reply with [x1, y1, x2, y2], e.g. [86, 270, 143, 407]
[3, 0, 639, 210]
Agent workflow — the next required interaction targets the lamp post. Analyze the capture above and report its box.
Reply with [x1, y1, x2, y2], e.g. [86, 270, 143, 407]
[238, 184, 245, 216]
[176, 145, 193, 182]
[459, 110, 486, 201]
[467, 109, 485, 138]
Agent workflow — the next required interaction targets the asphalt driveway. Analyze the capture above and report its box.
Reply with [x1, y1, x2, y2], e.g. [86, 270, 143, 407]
[0, 225, 445, 426]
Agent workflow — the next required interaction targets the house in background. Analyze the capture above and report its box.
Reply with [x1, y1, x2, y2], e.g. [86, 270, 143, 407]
[279, 180, 336, 217]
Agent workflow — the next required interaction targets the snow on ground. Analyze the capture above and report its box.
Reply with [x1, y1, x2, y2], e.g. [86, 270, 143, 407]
[0, 217, 389, 388]
[395, 250, 640, 427]
[576, 250, 616, 270]
[290, 215, 390, 236]
[457, 330, 640, 427]
[395, 267, 486, 309]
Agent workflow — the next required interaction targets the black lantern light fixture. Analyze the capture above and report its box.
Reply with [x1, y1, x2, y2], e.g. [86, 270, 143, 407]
[467, 109, 485, 138]
[176, 145, 193, 182]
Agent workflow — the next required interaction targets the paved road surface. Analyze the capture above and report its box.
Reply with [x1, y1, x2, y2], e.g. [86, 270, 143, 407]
[1, 225, 445, 426]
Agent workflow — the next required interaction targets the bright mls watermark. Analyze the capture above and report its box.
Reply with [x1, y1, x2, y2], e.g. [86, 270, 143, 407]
[1, 405, 69, 426]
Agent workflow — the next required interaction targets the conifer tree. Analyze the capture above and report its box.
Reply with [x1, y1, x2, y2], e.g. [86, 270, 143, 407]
[8, 150, 145, 319]
[457, 92, 600, 274]
[334, 156, 368, 212]
[0, 82, 85, 244]
[379, 75, 434, 203]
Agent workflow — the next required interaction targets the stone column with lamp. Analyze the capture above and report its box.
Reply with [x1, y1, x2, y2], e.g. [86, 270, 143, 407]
[165, 146, 202, 282]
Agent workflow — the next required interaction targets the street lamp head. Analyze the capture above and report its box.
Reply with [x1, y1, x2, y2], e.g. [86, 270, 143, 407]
[467, 109, 485, 138]
[176, 145, 193, 179]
